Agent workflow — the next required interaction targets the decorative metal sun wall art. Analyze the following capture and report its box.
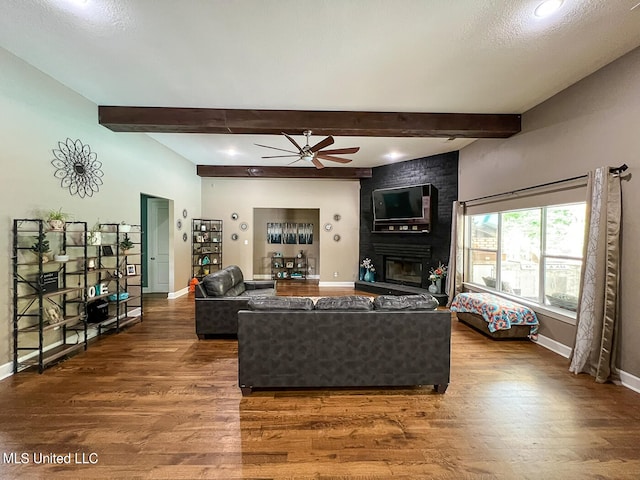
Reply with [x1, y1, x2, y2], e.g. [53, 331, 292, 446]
[51, 138, 103, 198]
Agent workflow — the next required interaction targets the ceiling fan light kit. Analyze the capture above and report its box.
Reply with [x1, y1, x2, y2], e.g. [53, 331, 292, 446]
[256, 130, 360, 169]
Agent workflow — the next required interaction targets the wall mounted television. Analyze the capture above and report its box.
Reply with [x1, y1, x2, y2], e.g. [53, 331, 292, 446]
[373, 184, 431, 221]
[372, 183, 435, 232]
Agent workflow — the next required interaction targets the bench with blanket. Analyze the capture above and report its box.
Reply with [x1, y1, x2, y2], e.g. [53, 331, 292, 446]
[450, 292, 539, 340]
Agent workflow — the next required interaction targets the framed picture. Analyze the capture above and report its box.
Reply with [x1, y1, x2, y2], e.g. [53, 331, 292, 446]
[267, 222, 282, 244]
[298, 223, 313, 244]
[283, 223, 297, 244]
[126, 264, 136, 276]
[102, 245, 114, 256]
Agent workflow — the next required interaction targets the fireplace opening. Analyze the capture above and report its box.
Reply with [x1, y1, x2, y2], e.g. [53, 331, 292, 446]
[384, 257, 422, 287]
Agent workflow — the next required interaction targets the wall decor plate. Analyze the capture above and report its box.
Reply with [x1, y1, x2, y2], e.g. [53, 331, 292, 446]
[182, 233, 188, 242]
[231, 212, 239, 220]
[176, 219, 182, 230]
[323, 223, 333, 232]
[231, 233, 239, 241]
[333, 214, 341, 221]
[333, 234, 341, 242]
[182, 209, 188, 218]
[240, 222, 248, 231]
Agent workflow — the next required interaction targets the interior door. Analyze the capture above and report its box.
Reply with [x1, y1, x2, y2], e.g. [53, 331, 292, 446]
[147, 198, 170, 292]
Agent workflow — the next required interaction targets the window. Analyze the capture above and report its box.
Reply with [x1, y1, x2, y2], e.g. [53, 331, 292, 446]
[467, 203, 586, 313]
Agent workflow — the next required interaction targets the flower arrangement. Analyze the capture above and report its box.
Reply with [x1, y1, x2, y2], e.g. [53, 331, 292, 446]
[429, 262, 448, 281]
[360, 257, 375, 272]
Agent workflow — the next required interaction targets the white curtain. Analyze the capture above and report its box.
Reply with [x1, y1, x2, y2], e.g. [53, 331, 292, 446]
[446, 201, 465, 306]
[569, 166, 622, 383]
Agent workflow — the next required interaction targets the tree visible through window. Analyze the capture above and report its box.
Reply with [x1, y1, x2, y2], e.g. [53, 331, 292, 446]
[466, 203, 586, 313]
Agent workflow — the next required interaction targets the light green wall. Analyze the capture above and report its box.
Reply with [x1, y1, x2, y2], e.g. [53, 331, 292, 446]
[0, 48, 202, 372]
[459, 46, 640, 377]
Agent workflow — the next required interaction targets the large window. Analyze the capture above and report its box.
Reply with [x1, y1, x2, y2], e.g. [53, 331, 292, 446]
[467, 203, 586, 313]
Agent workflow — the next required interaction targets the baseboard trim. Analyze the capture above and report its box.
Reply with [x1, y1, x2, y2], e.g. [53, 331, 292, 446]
[532, 334, 572, 358]
[168, 287, 189, 299]
[620, 370, 640, 394]
[318, 281, 355, 288]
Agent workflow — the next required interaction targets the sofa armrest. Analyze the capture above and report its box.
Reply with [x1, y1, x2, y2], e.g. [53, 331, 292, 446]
[195, 296, 252, 336]
[244, 280, 276, 291]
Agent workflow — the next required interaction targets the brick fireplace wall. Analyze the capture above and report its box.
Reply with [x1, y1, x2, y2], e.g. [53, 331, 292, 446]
[359, 151, 458, 289]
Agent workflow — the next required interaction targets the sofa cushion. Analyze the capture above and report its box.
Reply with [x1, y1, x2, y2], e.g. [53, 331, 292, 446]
[373, 294, 439, 311]
[201, 270, 234, 297]
[201, 265, 246, 297]
[248, 296, 315, 311]
[314, 295, 373, 311]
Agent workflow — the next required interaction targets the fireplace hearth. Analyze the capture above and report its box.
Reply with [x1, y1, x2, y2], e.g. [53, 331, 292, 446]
[384, 257, 423, 288]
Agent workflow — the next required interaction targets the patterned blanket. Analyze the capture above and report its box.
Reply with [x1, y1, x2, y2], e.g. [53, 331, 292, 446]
[450, 292, 539, 338]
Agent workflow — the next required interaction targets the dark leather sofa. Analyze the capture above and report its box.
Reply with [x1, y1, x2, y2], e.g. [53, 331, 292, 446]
[237, 295, 450, 395]
[195, 265, 275, 338]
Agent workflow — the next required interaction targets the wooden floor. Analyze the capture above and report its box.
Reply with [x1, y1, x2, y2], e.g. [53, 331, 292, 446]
[1, 284, 640, 479]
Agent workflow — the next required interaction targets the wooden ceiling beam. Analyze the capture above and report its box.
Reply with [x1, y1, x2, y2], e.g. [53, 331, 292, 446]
[99, 107, 521, 138]
[196, 165, 372, 179]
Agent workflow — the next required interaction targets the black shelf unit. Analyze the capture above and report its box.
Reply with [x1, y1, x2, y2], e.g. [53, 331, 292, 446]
[192, 219, 223, 280]
[86, 223, 143, 335]
[12, 219, 88, 373]
[271, 253, 307, 280]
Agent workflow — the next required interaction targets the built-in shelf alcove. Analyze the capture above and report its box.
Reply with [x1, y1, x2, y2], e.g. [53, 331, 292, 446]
[253, 208, 320, 279]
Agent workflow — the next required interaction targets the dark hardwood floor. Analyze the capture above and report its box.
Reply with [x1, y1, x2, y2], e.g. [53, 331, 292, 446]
[1, 283, 640, 479]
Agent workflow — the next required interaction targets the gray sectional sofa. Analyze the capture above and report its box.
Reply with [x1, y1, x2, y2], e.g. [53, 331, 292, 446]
[195, 265, 276, 338]
[237, 295, 451, 395]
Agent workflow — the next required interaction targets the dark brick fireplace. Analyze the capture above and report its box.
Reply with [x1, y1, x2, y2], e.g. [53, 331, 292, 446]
[359, 151, 458, 290]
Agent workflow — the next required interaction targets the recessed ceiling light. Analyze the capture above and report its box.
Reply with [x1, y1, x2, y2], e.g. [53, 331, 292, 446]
[534, 0, 563, 18]
[384, 151, 403, 161]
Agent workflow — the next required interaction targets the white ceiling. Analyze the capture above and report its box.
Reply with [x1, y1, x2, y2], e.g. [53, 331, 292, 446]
[1, 0, 640, 169]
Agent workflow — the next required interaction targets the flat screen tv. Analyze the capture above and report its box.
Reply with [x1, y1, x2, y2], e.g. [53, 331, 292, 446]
[372, 184, 428, 221]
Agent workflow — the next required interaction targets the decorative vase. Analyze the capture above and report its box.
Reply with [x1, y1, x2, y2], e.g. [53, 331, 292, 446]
[428, 280, 438, 294]
[359, 266, 366, 281]
[364, 268, 375, 283]
[436, 277, 442, 294]
[48, 219, 65, 231]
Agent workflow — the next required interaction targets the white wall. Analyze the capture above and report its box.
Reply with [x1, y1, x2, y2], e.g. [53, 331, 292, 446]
[459, 46, 640, 377]
[200, 178, 360, 283]
[0, 48, 202, 369]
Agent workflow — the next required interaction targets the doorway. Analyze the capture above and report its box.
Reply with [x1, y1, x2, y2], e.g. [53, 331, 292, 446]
[141, 194, 171, 294]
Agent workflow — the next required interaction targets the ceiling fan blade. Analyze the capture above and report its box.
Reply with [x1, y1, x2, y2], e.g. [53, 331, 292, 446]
[318, 147, 360, 155]
[287, 158, 303, 165]
[282, 132, 304, 153]
[316, 154, 353, 164]
[310, 136, 334, 152]
[254, 143, 299, 154]
[261, 154, 301, 159]
[311, 157, 325, 169]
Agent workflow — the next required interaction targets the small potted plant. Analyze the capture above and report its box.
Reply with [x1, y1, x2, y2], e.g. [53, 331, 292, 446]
[31, 232, 51, 263]
[46, 208, 70, 231]
[87, 221, 102, 246]
[119, 233, 134, 253]
[54, 250, 69, 262]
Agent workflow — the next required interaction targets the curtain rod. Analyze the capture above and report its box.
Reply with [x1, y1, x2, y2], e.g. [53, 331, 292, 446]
[461, 164, 628, 205]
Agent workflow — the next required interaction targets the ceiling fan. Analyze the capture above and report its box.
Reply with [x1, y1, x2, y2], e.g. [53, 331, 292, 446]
[255, 130, 360, 169]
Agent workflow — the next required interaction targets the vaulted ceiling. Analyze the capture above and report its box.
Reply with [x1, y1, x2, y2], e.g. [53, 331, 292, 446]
[1, 1, 639, 170]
